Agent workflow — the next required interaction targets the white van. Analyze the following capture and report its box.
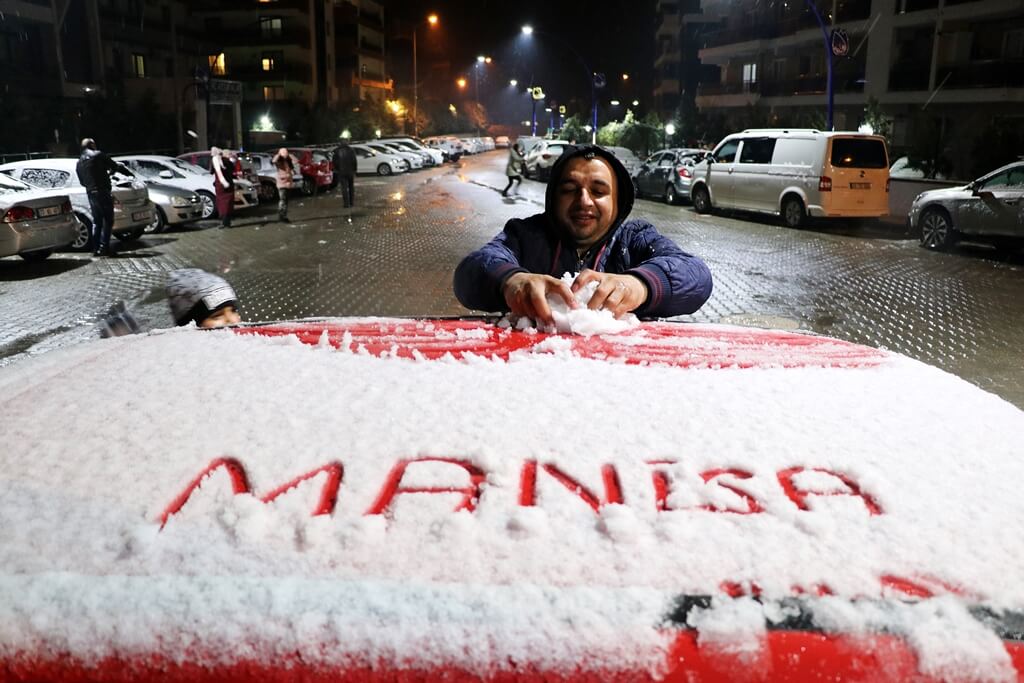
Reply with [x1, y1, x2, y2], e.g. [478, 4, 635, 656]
[689, 129, 890, 227]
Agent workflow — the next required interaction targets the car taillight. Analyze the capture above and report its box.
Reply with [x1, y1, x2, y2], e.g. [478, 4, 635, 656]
[886, 178, 891, 193]
[819, 176, 832, 192]
[679, 167, 692, 179]
[3, 206, 36, 223]
[61, 199, 72, 214]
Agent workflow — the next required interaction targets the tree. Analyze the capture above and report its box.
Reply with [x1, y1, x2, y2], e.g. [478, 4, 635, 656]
[861, 97, 892, 141]
[558, 114, 589, 144]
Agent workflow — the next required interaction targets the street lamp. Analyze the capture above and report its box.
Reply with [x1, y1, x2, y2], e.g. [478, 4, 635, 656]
[456, 77, 467, 89]
[521, 25, 599, 144]
[664, 122, 675, 148]
[412, 13, 440, 138]
[509, 79, 518, 87]
[472, 56, 491, 134]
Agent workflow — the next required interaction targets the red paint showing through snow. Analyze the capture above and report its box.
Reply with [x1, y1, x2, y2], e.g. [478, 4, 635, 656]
[158, 459, 886, 527]
[4, 633, 1022, 682]
[232, 320, 889, 369]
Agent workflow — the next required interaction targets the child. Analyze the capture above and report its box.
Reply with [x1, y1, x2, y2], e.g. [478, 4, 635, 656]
[166, 268, 242, 328]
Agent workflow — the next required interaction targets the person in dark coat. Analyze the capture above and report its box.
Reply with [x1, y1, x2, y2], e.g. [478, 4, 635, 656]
[75, 138, 119, 256]
[211, 147, 235, 228]
[453, 144, 712, 326]
[332, 142, 357, 221]
[502, 141, 525, 197]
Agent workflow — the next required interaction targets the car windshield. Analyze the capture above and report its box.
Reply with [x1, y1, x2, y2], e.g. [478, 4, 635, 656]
[169, 159, 210, 175]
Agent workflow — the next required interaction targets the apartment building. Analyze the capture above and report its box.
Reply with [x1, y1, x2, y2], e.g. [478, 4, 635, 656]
[653, 0, 720, 117]
[333, 0, 391, 103]
[686, 0, 1024, 173]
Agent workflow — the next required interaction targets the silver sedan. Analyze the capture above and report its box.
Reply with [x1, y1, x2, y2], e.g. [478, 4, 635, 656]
[0, 173, 80, 261]
[912, 161, 1024, 251]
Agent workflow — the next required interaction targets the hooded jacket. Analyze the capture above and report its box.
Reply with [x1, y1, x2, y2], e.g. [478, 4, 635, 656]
[453, 144, 712, 318]
[76, 148, 118, 193]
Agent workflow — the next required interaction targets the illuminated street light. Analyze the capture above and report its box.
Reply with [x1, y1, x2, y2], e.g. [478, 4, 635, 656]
[544, 107, 552, 112]
[509, 79, 518, 87]
[340, 129, 351, 139]
[427, 13, 439, 26]
[610, 100, 620, 106]
[622, 73, 630, 81]
[665, 123, 676, 136]
[375, 129, 382, 138]
[485, 56, 492, 64]
[456, 77, 467, 89]
[632, 99, 639, 106]
[477, 55, 486, 63]
[521, 24, 533, 35]
[413, 13, 441, 137]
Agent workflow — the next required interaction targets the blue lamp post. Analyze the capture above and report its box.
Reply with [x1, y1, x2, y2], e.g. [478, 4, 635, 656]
[805, 0, 834, 130]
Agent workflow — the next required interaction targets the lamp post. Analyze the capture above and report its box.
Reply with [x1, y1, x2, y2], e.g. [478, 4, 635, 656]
[805, 0, 834, 130]
[412, 13, 440, 138]
[521, 25, 599, 144]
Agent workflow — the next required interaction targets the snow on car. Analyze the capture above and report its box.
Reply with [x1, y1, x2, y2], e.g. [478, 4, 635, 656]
[1, 296, 1023, 680]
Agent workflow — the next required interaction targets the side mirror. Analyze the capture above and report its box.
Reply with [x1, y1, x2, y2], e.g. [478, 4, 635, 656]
[974, 188, 995, 200]
[159, 170, 174, 179]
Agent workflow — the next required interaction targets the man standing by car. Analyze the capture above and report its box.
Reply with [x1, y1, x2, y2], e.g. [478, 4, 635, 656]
[75, 138, 119, 256]
[332, 142, 357, 223]
[454, 145, 713, 326]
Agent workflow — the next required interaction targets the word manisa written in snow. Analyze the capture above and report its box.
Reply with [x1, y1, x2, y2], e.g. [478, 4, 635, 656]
[159, 456, 883, 526]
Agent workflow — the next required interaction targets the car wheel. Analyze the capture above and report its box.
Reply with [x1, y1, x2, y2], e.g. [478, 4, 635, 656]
[781, 195, 806, 229]
[919, 207, 957, 251]
[196, 191, 217, 219]
[259, 182, 278, 202]
[692, 186, 712, 214]
[116, 227, 145, 242]
[19, 249, 52, 262]
[145, 207, 167, 234]
[71, 212, 92, 251]
[377, 163, 392, 177]
[665, 185, 679, 205]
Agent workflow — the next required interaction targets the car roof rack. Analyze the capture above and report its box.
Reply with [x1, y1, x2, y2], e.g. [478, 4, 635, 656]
[741, 128, 822, 134]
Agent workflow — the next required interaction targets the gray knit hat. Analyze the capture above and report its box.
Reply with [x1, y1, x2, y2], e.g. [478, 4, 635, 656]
[166, 268, 239, 326]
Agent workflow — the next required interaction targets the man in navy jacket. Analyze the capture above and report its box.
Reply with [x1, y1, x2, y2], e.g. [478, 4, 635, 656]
[453, 144, 712, 326]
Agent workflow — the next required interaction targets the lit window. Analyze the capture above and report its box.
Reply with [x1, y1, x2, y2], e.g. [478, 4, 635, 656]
[742, 63, 757, 85]
[262, 51, 282, 72]
[263, 86, 284, 101]
[209, 53, 226, 76]
[262, 56, 274, 71]
[131, 53, 146, 77]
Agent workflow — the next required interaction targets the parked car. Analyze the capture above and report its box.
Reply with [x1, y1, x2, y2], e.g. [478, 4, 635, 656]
[890, 156, 949, 180]
[349, 144, 406, 176]
[0, 158, 154, 250]
[112, 157, 203, 234]
[287, 148, 335, 195]
[634, 148, 707, 205]
[381, 138, 444, 166]
[690, 129, 890, 228]
[0, 172, 79, 261]
[494, 136, 510, 148]
[523, 140, 570, 181]
[118, 155, 257, 220]
[606, 146, 644, 179]
[176, 150, 260, 187]
[3, 317, 1024, 681]
[365, 142, 422, 171]
[245, 152, 304, 201]
[379, 141, 435, 167]
[423, 136, 464, 161]
[911, 160, 1024, 251]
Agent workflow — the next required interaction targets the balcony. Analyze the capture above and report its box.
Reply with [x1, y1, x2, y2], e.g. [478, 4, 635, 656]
[359, 38, 384, 56]
[357, 11, 383, 30]
[219, 27, 311, 50]
[936, 59, 1024, 89]
[227, 63, 312, 85]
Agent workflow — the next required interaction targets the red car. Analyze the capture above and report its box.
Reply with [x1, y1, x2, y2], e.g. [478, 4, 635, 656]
[2, 318, 1023, 681]
[290, 147, 334, 195]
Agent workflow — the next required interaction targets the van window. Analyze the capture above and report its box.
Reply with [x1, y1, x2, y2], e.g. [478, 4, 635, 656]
[771, 139, 819, 166]
[830, 138, 888, 169]
[713, 140, 739, 163]
[739, 138, 776, 164]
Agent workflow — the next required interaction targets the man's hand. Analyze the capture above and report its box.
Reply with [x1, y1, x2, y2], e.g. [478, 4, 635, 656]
[502, 273, 577, 327]
[221, 179, 231, 189]
[571, 270, 648, 318]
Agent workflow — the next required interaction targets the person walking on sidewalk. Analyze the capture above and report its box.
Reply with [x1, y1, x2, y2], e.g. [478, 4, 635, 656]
[332, 141, 357, 222]
[75, 138, 119, 256]
[272, 147, 295, 223]
[211, 147, 235, 228]
[502, 141, 525, 197]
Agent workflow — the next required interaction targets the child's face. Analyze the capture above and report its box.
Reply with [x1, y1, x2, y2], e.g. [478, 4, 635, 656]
[200, 306, 241, 329]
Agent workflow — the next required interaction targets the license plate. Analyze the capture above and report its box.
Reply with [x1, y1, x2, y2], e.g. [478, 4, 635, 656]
[132, 210, 150, 221]
[38, 206, 61, 217]
[849, 182, 871, 190]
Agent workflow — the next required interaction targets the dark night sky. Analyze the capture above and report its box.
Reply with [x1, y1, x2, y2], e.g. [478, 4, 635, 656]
[388, 0, 657, 121]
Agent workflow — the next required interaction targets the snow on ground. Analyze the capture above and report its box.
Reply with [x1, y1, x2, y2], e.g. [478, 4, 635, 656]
[1, 316, 1023, 678]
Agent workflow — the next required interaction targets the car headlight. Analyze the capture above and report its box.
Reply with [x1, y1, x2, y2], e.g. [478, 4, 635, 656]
[170, 195, 190, 207]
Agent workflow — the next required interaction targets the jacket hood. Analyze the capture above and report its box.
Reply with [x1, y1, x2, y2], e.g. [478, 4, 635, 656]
[544, 144, 635, 230]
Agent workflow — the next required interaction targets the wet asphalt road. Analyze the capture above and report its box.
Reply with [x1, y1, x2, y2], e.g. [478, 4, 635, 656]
[2, 150, 1023, 408]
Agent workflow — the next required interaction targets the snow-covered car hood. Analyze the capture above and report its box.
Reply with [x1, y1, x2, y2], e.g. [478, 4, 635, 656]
[914, 184, 971, 203]
[2, 312, 1023, 680]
